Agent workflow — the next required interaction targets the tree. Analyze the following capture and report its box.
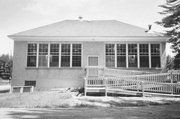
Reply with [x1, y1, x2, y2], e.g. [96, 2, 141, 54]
[0, 54, 13, 80]
[156, 0, 180, 69]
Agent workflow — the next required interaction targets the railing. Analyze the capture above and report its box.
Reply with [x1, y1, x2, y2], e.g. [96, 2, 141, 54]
[85, 76, 104, 87]
[10, 86, 34, 93]
[84, 68, 180, 96]
[84, 74, 180, 96]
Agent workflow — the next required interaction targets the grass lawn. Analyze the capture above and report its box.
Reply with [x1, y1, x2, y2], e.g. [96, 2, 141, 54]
[0, 90, 180, 108]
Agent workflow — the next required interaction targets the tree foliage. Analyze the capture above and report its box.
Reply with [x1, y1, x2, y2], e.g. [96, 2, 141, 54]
[156, 0, 180, 69]
[0, 54, 12, 80]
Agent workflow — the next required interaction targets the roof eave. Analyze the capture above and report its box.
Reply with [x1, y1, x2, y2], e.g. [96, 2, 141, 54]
[8, 35, 169, 42]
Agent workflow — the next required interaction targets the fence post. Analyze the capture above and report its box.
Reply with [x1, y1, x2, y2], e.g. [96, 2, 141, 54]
[9, 86, 12, 93]
[84, 77, 87, 96]
[105, 77, 107, 97]
[141, 81, 144, 97]
[31, 86, 34, 93]
[20, 87, 23, 93]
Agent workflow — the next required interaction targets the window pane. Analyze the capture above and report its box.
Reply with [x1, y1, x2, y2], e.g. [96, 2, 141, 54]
[117, 56, 126, 67]
[61, 56, 70, 67]
[72, 56, 81, 67]
[61, 44, 70, 67]
[39, 56, 48, 67]
[27, 56, 36, 67]
[50, 56, 59, 67]
[25, 81, 36, 87]
[39, 44, 48, 55]
[151, 44, 160, 68]
[140, 56, 149, 67]
[73, 44, 81, 55]
[140, 44, 149, 67]
[106, 44, 115, 67]
[39, 44, 48, 67]
[50, 44, 59, 55]
[28, 44, 37, 55]
[27, 44, 37, 67]
[50, 44, 59, 67]
[128, 55, 137, 67]
[128, 44, 137, 67]
[61, 44, 70, 55]
[117, 44, 126, 67]
[151, 56, 160, 67]
[72, 44, 81, 67]
[117, 44, 126, 55]
[106, 56, 115, 67]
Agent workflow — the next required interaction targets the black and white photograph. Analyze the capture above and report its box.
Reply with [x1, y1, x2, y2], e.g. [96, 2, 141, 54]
[0, 0, 180, 118]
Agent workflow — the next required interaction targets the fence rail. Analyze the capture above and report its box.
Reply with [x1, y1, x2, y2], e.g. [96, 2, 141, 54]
[85, 74, 180, 96]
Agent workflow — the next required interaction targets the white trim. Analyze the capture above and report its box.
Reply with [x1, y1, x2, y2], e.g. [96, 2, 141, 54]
[81, 43, 83, 67]
[26, 43, 28, 67]
[70, 44, 72, 68]
[115, 43, 117, 68]
[59, 43, 61, 68]
[36, 43, 39, 68]
[160, 43, 162, 68]
[148, 43, 151, 68]
[126, 43, 128, 68]
[10, 36, 169, 42]
[104, 43, 106, 67]
[137, 43, 140, 69]
[47, 43, 50, 68]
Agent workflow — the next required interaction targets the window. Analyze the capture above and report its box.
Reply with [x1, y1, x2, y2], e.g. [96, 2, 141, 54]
[151, 44, 160, 68]
[140, 44, 149, 67]
[50, 44, 59, 67]
[25, 81, 36, 87]
[72, 44, 81, 67]
[106, 44, 115, 67]
[38, 44, 48, 67]
[27, 44, 37, 67]
[61, 44, 70, 67]
[88, 56, 98, 66]
[128, 44, 137, 67]
[117, 44, 126, 67]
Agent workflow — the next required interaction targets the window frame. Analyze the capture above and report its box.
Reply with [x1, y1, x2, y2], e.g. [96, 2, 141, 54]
[151, 44, 161, 68]
[38, 43, 49, 67]
[50, 43, 60, 67]
[105, 44, 115, 67]
[27, 43, 37, 67]
[139, 44, 149, 68]
[117, 44, 126, 67]
[128, 44, 138, 67]
[72, 44, 82, 67]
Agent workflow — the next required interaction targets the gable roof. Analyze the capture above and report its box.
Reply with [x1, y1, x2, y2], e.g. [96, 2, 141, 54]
[9, 20, 164, 37]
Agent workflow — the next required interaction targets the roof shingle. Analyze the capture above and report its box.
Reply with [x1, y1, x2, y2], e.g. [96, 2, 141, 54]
[10, 20, 164, 37]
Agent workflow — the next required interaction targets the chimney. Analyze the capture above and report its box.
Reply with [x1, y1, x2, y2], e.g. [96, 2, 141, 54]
[78, 16, 83, 21]
[148, 25, 152, 31]
[145, 24, 152, 32]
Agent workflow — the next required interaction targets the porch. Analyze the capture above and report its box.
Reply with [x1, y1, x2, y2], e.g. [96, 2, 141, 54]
[84, 67, 180, 97]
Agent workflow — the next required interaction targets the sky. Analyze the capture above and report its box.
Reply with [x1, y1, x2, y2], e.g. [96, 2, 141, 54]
[0, 0, 174, 56]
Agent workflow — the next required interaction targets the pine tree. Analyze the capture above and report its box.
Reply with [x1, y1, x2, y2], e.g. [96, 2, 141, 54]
[156, 0, 180, 69]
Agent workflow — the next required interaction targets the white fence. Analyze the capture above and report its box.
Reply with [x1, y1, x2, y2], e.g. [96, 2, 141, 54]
[10, 86, 34, 93]
[84, 69, 180, 96]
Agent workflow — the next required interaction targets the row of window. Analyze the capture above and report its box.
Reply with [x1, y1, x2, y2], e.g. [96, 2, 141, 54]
[27, 43, 82, 67]
[105, 44, 161, 68]
[27, 43, 161, 68]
